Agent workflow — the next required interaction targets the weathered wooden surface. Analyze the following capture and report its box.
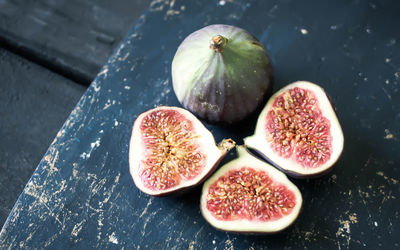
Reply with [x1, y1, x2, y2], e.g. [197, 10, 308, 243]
[1, 0, 399, 248]
[0, 0, 151, 84]
[0, 48, 85, 226]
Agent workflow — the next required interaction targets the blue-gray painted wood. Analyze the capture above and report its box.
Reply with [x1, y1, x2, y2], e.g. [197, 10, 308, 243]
[1, 0, 399, 248]
[0, 48, 85, 227]
[0, 0, 152, 84]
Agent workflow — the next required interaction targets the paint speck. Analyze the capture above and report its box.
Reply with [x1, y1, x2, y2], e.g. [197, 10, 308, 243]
[123, 78, 127, 82]
[91, 139, 101, 148]
[330, 174, 337, 183]
[212, 240, 216, 245]
[115, 120, 119, 126]
[395, 72, 400, 78]
[366, 28, 371, 34]
[93, 83, 101, 92]
[124, 85, 131, 90]
[188, 241, 195, 250]
[385, 58, 391, 63]
[80, 152, 90, 159]
[300, 28, 308, 35]
[80, 138, 101, 159]
[364, 77, 368, 81]
[374, 221, 378, 227]
[349, 213, 358, 224]
[103, 99, 112, 110]
[218, 0, 226, 6]
[385, 79, 390, 84]
[384, 129, 394, 139]
[109, 232, 119, 244]
[99, 129, 104, 133]
[330, 25, 338, 30]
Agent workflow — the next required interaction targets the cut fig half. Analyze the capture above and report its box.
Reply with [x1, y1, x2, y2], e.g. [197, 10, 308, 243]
[129, 106, 235, 196]
[201, 146, 302, 233]
[244, 81, 344, 178]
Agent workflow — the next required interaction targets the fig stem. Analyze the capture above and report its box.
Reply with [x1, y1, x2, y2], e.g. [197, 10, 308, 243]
[210, 35, 228, 53]
[217, 139, 236, 154]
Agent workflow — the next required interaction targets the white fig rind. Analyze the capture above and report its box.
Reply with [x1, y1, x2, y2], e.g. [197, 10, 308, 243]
[201, 146, 302, 233]
[244, 81, 344, 177]
[129, 106, 234, 196]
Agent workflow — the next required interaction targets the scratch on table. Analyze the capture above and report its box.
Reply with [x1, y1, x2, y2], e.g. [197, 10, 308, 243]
[71, 219, 86, 237]
[376, 171, 399, 184]
[224, 238, 234, 250]
[103, 173, 121, 203]
[72, 163, 79, 178]
[103, 99, 112, 110]
[141, 214, 152, 237]
[97, 65, 109, 81]
[336, 213, 358, 248]
[118, 52, 130, 61]
[80, 137, 101, 159]
[382, 87, 392, 100]
[140, 198, 153, 218]
[149, 0, 168, 12]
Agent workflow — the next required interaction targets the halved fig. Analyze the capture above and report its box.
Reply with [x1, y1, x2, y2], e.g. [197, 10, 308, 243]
[244, 81, 344, 178]
[201, 146, 302, 233]
[129, 106, 235, 196]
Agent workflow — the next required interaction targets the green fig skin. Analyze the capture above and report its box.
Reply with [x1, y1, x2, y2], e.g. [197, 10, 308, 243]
[172, 24, 273, 124]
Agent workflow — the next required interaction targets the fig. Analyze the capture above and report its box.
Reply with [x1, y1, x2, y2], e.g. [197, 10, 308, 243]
[200, 146, 302, 233]
[129, 106, 235, 196]
[171, 24, 273, 124]
[244, 81, 344, 178]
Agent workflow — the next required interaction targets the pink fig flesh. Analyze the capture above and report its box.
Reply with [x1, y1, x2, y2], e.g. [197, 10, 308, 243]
[201, 146, 302, 233]
[129, 106, 235, 196]
[244, 81, 344, 177]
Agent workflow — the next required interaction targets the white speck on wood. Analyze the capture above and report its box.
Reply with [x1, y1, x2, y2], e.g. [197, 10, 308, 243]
[300, 28, 308, 35]
[384, 129, 394, 140]
[109, 232, 119, 244]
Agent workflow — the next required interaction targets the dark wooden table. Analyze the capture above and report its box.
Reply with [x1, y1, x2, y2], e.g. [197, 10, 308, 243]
[0, 0, 151, 226]
[1, 0, 400, 249]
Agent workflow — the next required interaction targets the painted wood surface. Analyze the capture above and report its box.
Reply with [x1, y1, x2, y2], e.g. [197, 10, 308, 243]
[0, 0, 151, 84]
[1, 0, 399, 248]
[0, 48, 85, 226]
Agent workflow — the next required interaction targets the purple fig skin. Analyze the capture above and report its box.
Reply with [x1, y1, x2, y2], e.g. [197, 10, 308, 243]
[172, 24, 274, 124]
[243, 81, 344, 178]
[129, 106, 235, 196]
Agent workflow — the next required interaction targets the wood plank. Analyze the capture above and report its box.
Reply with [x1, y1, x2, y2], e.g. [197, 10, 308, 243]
[0, 0, 151, 84]
[1, 0, 400, 248]
[0, 48, 85, 226]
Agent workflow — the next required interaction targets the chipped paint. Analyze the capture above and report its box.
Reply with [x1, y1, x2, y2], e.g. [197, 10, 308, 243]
[71, 220, 85, 237]
[80, 137, 101, 159]
[336, 213, 358, 248]
[109, 232, 119, 244]
[376, 171, 399, 184]
[384, 129, 394, 140]
[140, 198, 153, 218]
